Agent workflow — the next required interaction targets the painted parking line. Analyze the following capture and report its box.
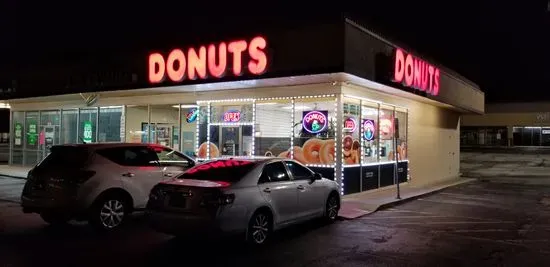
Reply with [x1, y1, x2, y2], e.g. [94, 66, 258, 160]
[438, 192, 499, 202]
[396, 221, 515, 226]
[415, 198, 507, 209]
[432, 232, 550, 254]
[364, 215, 447, 220]
[431, 229, 513, 233]
[380, 208, 501, 222]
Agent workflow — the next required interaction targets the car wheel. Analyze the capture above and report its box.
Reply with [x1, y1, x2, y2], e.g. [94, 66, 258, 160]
[40, 211, 70, 225]
[247, 210, 272, 245]
[89, 194, 128, 231]
[325, 193, 340, 222]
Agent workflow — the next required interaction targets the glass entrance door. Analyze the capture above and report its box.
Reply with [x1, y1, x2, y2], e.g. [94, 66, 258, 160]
[39, 110, 61, 160]
[220, 126, 241, 156]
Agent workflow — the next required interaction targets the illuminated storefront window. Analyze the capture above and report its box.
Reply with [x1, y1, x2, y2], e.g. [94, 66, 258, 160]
[193, 95, 408, 195]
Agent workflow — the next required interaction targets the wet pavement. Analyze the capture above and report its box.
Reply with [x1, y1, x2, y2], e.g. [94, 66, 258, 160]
[1, 179, 550, 266]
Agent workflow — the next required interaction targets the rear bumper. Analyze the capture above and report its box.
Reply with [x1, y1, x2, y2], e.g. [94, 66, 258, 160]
[21, 195, 79, 214]
[145, 210, 245, 237]
[145, 210, 219, 235]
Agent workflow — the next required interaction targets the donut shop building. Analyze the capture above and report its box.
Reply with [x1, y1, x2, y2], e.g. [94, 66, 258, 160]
[4, 17, 484, 195]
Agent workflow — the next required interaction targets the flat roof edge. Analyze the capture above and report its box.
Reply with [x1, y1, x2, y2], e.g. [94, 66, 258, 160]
[343, 17, 483, 94]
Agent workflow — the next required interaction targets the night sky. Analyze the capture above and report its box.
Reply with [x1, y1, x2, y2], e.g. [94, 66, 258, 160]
[2, 2, 549, 103]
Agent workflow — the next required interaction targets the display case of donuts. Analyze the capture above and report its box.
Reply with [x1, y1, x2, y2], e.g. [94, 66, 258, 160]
[277, 138, 336, 165]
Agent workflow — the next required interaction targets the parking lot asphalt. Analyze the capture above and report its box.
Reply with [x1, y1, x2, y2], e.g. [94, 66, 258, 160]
[1, 178, 550, 267]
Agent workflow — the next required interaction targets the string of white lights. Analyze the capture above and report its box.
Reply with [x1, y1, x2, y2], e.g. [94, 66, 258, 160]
[209, 122, 254, 126]
[206, 102, 211, 159]
[252, 100, 256, 157]
[197, 98, 255, 104]
[306, 164, 336, 168]
[290, 98, 295, 159]
[359, 101, 365, 169]
[256, 94, 335, 101]
[195, 106, 200, 157]
[196, 95, 336, 105]
[344, 94, 408, 111]
[334, 96, 344, 195]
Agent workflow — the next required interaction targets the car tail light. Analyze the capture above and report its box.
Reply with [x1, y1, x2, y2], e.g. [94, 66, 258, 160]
[201, 193, 235, 206]
[219, 193, 235, 205]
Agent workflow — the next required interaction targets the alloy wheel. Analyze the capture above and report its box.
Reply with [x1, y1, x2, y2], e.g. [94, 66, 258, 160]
[99, 199, 125, 229]
[251, 213, 269, 244]
[327, 196, 339, 220]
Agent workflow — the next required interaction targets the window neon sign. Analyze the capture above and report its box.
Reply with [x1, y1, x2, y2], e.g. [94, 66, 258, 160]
[393, 48, 440, 96]
[223, 110, 241, 122]
[148, 36, 268, 84]
[344, 117, 357, 133]
[186, 108, 199, 123]
[302, 110, 328, 134]
[362, 119, 375, 141]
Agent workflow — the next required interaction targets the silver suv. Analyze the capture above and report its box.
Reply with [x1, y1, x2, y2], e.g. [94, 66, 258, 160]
[21, 143, 195, 230]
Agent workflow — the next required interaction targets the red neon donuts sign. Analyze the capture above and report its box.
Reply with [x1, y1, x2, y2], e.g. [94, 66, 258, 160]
[148, 36, 268, 84]
[393, 48, 440, 96]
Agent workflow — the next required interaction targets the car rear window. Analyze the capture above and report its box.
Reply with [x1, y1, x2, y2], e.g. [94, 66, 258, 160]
[37, 146, 90, 169]
[177, 159, 257, 182]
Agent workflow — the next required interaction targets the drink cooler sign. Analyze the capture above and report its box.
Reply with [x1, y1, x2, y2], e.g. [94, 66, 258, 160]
[363, 119, 375, 141]
[83, 121, 93, 143]
[302, 110, 328, 134]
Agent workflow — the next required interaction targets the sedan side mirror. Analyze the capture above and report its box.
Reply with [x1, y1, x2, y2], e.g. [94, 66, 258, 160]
[313, 173, 323, 180]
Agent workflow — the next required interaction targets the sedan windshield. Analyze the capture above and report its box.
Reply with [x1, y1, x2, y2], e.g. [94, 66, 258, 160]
[177, 159, 258, 182]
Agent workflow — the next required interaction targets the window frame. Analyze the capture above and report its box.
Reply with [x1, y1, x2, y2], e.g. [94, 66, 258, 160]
[156, 147, 195, 168]
[96, 146, 160, 167]
[258, 161, 293, 184]
[284, 160, 314, 181]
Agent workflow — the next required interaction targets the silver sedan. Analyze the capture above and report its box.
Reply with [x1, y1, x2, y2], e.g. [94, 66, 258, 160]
[145, 158, 341, 245]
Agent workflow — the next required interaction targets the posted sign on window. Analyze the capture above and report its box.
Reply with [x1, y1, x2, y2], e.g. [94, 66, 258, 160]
[83, 121, 93, 143]
[14, 123, 22, 146]
[27, 122, 37, 146]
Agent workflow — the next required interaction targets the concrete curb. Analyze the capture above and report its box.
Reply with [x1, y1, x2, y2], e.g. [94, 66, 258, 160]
[338, 179, 475, 220]
[376, 179, 474, 211]
[477, 177, 550, 186]
[462, 172, 550, 179]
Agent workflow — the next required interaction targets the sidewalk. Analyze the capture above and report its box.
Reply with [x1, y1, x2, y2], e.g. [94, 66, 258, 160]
[0, 165, 30, 179]
[338, 177, 475, 219]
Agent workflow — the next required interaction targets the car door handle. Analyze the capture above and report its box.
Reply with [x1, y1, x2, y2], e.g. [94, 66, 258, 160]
[122, 172, 135, 177]
[297, 185, 305, 190]
[164, 173, 174, 177]
[263, 188, 271, 193]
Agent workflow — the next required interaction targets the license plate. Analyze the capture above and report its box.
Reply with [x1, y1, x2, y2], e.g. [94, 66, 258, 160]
[169, 195, 187, 208]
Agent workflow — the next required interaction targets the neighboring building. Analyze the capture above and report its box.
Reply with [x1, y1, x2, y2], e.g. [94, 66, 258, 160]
[1, 15, 483, 195]
[461, 102, 550, 147]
